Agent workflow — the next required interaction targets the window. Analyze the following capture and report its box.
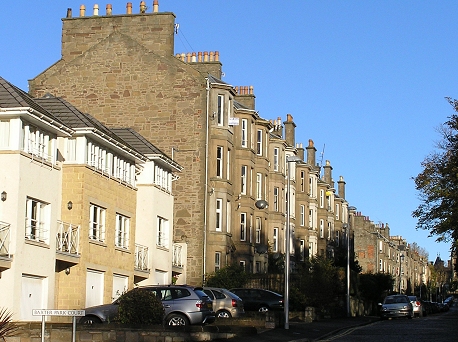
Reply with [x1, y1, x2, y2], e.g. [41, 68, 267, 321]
[309, 242, 314, 259]
[240, 260, 246, 271]
[327, 222, 331, 240]
[255, 261, 261, 273]
[255, 217, 261, 243]
[300, 171, 305, 192]
[0, 120, 10, 148]
[300, 205, 305, 226]
[240, 213, 247, 241]
[379, 240, 383, 252]
[227, 149, 231, 180]
[241, 165, 247, 195]
[256, 129, 263, 155]
[89, 204, 106, 242]
[309, 177, 314, 197]
[335, 204, 340, 220]
[216, 198, 223, 231]
[379, 259, 383, 272]
[215, 252, 221, 271]
[300, 240, 305, 261]
[309, 209, 313, 228]
[336, 231, 340, 246]
[115, 214, 130, 249]
[241, 119, 247, 148]
[319, 190, 324, 208]
[217, 94, 224, 126]
[157, 217, 169, 248]
[226, 200, 231, 233]
[25, 197, 49, 243]
[273, 228, 279, 252]
[273, 148, 279, 171]
[256, 173, 262, 200]
[273, 187, 279, 212]
[319, 219, 324, 238]
[216, 146, 223, 178]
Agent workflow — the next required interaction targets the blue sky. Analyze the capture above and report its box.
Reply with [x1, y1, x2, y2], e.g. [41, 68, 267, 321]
[1, 1, 456, 263]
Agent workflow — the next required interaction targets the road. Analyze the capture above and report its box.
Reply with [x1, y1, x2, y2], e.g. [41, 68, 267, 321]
[318, 305, 458, 342]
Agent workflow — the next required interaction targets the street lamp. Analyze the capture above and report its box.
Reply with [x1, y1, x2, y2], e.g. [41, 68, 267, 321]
[345, 206, 357, 317]
[285, 155, 301, 329]
[399, 253, 404, 293]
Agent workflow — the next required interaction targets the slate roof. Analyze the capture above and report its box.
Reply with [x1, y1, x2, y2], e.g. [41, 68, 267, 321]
[0, 76, 65, 126]
[207, 74, 228, 85]
[35, 94, 134, 151]
[233, 100, 249, 110]
[111, 128, 182, 171]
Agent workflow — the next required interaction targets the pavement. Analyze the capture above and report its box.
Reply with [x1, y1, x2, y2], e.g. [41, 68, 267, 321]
[235, 315, 380, 342]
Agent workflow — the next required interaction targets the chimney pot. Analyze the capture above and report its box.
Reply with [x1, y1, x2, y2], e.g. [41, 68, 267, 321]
[140, 1, 146, 13]
[180, 53, 185, 61]
[198, 51, 202, 62]
[153, 0, 159, 12]
[249, 85, 253, 94]
[126, 2, 132, 14]
[191, 52, 197, 62]
[204, 51, 209, 62]
[66, 8, 72, 18]
[93, 4, 99, 16]
[209, 51, 214, 61]
[215, 51, 220, 61]
[106, 4, 112, 15]
[80, 5, 86, 17]
[186, 52, 191, 62]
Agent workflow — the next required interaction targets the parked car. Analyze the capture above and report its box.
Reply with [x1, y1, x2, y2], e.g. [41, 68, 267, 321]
[379, 294, 414, 319]
[408, 296, 425, 317]
[229, 288, 284, 313]
[80, 285, 215, 326]
[203, 287, 245, 318]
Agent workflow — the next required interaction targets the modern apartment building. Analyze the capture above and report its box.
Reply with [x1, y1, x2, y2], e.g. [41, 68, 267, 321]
[0, 76, 181, 321]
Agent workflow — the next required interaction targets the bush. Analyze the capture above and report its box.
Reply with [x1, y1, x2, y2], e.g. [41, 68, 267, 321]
[116, 288, 164, 324]
[205, 264, 248, 288]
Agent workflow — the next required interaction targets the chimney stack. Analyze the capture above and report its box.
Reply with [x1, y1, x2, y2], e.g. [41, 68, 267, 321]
[338, 176, 346, 200]
[323, 160, 333, 186]
[306, 139, 316, 167]
[284, 114, 296, 147]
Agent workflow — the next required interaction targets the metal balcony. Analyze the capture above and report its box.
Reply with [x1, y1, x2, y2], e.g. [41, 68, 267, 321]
[172, 243, 184, 268]
[134, 244, 149, 283]
[55, 221, 80, 270]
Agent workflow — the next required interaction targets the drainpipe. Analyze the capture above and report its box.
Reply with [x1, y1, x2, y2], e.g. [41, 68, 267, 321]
[203, 77, 210, 285]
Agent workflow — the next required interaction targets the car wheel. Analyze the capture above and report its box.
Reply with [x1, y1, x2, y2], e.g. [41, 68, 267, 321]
[80, 316, 102, 325]
[258, 306, 269, 313]
[216, 310, 232, 318]
[166, 313, 189, 326]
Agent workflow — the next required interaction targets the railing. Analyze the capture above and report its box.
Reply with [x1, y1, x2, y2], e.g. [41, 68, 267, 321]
[135, 244, 149, 271]
[0, 221, 11, 258]
[56, 221, 80, 255]
[172, 244, 184, 268]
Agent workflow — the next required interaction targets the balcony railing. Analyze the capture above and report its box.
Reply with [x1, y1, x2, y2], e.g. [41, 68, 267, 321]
[135, 244, 149, 271]
[56, 221, 80, 255]
[0, 221, 11, 258]
[172, 243, 184, 268]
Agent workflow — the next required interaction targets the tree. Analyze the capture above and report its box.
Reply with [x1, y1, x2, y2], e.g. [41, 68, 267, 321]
[205, 264, 248, 288]
[413, 97, 458, 256]
[0, 308, 18, 341]
[358, 272, 394, 303]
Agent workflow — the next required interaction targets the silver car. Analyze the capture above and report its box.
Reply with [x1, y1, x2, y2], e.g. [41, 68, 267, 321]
[203, 287, 245, 318]
[80, 285, 215, 326]
[379, 294, 414, 319]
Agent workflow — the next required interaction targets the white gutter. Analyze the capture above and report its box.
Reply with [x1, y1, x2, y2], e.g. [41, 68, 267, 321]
[0, 107, 74, 136]
[203, 77, 210, 284]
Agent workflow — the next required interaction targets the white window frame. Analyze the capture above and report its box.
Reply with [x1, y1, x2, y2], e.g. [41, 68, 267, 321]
[241, 119, 248, 148]
[309, 209, 313, 228]
[255, 217, 261, 244]
[273, 228, 279, 252]
[335, 204, 340, 220]
[320, 219, 324, 238]
[227, 148, 231, 180]
[241, 165, 247, 195]
[320, 190, 324, 208]
[115, 213, 130, 249]
[273, 148, 279, 171]
[89, 204, 106, 242]
[256, 173, 262, 200]
[240, 213, 247, 241]
[216, 146, 223, 178]
[157, 217, 169, 248]
[25, 197, 49, 243]
[217, 94, 224, 126]
[256, 129, 263, 155]
[215, 252, 221, 271]
[300, 205, 305, 226]
[273, 187, 279, 212]
[216, 198, 223, 232]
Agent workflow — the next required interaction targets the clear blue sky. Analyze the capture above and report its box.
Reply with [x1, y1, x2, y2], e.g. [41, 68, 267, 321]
[1, 1, 456, 263]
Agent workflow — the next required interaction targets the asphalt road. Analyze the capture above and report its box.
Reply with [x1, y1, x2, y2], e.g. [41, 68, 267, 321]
[317, 305, 458, 342]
